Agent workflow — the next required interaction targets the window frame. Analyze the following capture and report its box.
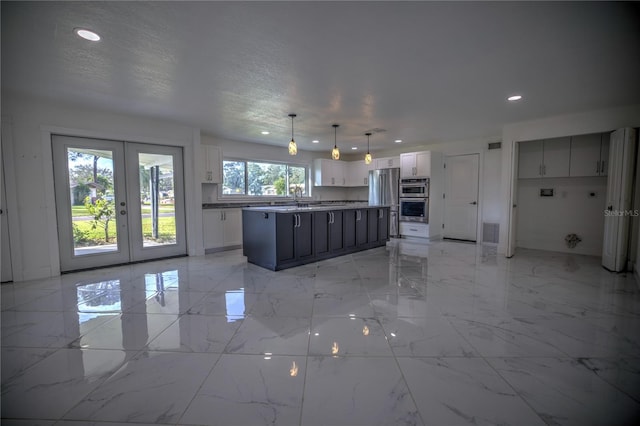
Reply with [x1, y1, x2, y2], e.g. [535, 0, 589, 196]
[220, 158, 310, 198]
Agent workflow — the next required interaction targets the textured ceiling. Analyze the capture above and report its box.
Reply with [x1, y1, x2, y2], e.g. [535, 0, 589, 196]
[2, 1, 640, 152]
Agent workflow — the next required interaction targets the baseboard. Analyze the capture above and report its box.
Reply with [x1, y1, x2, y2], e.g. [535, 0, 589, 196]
[204, 244, 242, 254]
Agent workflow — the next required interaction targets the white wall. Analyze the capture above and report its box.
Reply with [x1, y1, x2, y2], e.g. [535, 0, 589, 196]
[2, 94, 199, 281]
[499, 104, 640, 257]
[516, 177, 607, 256]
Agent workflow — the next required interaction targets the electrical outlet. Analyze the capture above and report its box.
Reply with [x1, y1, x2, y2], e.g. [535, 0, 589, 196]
[588, 191, 597, 198]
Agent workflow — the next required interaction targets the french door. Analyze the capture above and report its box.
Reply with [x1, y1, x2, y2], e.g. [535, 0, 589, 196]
[52, 135, 186, 272]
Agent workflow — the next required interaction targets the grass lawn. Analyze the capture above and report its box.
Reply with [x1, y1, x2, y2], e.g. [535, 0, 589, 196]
[72, 204, 174, 217]
[73, 216, 177, 246]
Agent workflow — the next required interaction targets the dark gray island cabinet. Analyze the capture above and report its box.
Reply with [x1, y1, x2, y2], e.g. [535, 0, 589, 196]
[242, 206, 390, 270]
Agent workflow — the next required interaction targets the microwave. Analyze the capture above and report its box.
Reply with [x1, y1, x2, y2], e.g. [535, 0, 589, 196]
[400, 178, 429, 198]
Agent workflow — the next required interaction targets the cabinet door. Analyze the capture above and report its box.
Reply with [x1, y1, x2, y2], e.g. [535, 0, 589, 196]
[201, 146, 221, 183]
[314, 211, 330, 256]
[367, 209, 379, 245]
[376, 157, 400, 169]
[542, 137, 570, 177]
[295, 212, 314, 259]
[518, 140, 544, 178]
[570, 134, 601, 177]
[378, 209, 389, 241]
[400, 153, 416, 178]
[331, 160, 346, 186]
[356, 209, 368, 246]
[415, 151, 431, 177]
[222, 209, 242, 246]
[276, 214, 296, 263]
[203, 210, 224, 249]
[600, 133, 610, 176]
[343, 210, 357, 249]
[329, 210, 344, 251]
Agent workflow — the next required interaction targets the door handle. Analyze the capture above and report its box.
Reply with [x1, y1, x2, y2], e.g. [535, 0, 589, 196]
[469, 201, 477, 205]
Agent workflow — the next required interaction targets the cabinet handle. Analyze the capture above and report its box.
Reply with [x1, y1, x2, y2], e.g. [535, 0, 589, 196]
[364, 177, 367, 185]
[379, 209, 383, 219]
[207, 171, 212, 181]
[331, 177, 335, 185]
[601, 160, 606, 175]
[596, 161, 600, 174]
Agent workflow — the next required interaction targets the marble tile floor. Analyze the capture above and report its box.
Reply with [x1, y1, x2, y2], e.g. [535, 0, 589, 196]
[2, 240, 640, 425]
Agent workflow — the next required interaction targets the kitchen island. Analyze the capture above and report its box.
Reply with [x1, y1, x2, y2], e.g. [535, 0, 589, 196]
[242, 204, 390, 270]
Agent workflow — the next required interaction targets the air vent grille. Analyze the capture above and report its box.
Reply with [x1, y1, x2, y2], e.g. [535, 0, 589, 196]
[488, 142, 502, 150]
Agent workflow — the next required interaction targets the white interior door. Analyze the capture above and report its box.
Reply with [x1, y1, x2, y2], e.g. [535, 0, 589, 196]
[443, 154, 479, 241]
[507, 142, 519, 258]
[602, 128, 636, 271]
[52, 135, 187, 272]
[1, 141, 12, 282]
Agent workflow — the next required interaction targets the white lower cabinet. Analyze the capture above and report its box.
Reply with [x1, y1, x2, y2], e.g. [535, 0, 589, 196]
[203, 208, 242, 251]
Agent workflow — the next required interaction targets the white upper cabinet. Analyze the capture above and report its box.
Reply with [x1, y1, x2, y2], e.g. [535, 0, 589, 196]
[375, 156, 400, 169]
[569, 133, 609, 177]
[347, 160, 375, 186]
[543, 137, 571, 177]
[518, 138, 570, 178]
[200, 145, 222, 183]
[314, 159, 346, 186]
[401, 151, 431, 178]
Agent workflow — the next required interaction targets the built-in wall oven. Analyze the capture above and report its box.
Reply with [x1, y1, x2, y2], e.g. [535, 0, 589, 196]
[399, 178, 429, 223]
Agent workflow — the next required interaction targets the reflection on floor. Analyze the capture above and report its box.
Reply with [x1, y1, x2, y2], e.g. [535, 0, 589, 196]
[2, 240, 640, 425]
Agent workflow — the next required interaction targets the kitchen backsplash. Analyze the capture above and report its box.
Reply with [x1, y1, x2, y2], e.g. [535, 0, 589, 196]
[202, 184, 369, 204]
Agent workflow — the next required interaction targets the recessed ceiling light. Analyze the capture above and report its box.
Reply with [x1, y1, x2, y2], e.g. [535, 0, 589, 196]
[352, 147, 358, 150]
[261, 131, 270, 135]
[395, 139, 402, 143]
[507, 94, 523, 102]
[74, 28, 100, 41]
[312, 140, 319, 144]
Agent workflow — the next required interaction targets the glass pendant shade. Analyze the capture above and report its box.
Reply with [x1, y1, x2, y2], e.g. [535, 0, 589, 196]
[288, 113, 298, 156]
[364, 132, 372, 164]
[331, 124, 340, 160]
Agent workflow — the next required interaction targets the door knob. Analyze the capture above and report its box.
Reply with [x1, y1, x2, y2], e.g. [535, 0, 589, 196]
[120, 202, 126, 206]
[120, 210, 126, 215]
[470, 201, 477, 205]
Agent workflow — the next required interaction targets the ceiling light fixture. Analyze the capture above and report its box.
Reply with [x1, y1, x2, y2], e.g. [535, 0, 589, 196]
[395, 139, 402, 143]
[312, 140, 319, 144]
[331, 124, 340, 160]
[365, 132, 373, 165]
[261, 131, 270, 135]
[74, 28, 100, 41]
[288, 113, 297, 156]
[507, 94, 523, 102]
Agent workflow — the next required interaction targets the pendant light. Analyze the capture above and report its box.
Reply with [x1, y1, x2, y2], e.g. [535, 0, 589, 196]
[288, 113, 298, 155]
[364, 132, 372, 165]
[331, 124, 340, 160]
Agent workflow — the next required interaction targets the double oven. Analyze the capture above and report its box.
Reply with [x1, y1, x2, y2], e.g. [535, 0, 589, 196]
[399, 178, 429, 223]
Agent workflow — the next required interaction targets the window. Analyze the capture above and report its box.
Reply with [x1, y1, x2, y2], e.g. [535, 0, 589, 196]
[222, 160, 308, 197]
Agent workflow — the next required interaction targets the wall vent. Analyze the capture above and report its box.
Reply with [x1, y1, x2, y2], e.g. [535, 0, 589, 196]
[482, 222, 500, 244]
[488, 142, 502, 150]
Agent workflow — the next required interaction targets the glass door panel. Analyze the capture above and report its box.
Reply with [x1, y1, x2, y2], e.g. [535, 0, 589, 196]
[52, 136, 129, 271]
[137, 153, 177, 247]
[126, 143, 186, 262]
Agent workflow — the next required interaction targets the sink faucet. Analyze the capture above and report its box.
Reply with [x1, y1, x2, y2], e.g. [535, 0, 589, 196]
[293, 186, 303, 203]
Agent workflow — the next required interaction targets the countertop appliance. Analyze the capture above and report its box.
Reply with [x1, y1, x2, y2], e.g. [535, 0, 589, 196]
[368, 168, 400, 237]
[399, 178, 429, 223]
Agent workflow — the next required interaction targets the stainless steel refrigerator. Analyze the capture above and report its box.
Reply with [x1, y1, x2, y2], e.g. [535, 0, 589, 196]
[368, 168, 400, 237]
